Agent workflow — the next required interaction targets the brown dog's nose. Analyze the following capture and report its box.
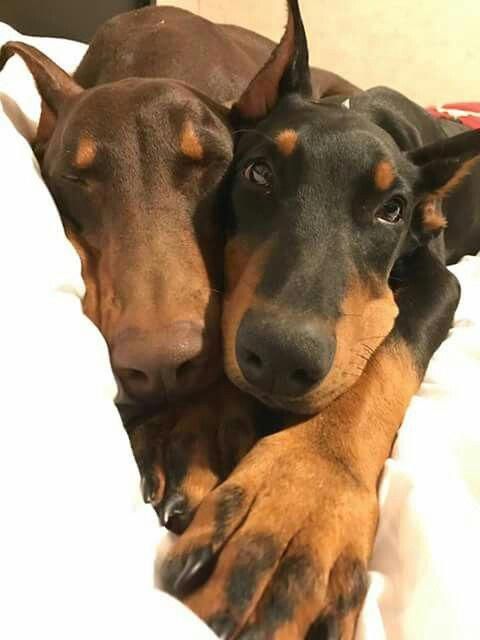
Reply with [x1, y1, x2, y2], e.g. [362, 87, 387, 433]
[112, 322, 205, 404]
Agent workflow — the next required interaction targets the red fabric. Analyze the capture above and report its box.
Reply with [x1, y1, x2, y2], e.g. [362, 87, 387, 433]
[427, 103, 480, 130]
[442, 102, 480, 113]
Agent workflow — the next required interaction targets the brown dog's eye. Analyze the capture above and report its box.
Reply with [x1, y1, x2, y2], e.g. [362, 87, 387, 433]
[243, 161, 272, 189]
[61, 173, 88, 187]
[376, 197, 405, 224]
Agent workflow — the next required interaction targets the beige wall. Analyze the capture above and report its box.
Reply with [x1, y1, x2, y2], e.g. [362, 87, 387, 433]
[159, 0, 480, 105]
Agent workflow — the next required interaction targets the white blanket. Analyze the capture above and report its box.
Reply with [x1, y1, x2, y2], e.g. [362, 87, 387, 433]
[0, 25, 478, 640]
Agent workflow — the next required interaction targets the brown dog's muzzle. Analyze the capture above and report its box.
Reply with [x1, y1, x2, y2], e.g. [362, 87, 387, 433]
[111, 321, 216, 405]
[67, 226, 222, 408]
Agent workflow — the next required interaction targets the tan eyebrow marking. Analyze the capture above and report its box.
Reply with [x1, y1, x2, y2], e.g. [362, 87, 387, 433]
[180, 120, 204, 161]
[374, 160, 395, 191]
[74, 136, 97, 169]
[276, 129, 299, 156]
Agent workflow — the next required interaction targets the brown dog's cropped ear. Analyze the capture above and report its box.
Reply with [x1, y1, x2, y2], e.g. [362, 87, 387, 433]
[407, 129, 480, 242]
[231, 0, 312, 125]
[0, 41, 82, 147]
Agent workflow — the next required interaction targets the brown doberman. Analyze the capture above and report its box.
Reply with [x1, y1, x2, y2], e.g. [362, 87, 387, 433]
[159, 1, 480, 638]
[0, 6, 358, 522]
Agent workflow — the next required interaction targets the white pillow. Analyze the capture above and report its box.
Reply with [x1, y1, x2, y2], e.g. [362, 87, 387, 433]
[0, 24, 216, 640]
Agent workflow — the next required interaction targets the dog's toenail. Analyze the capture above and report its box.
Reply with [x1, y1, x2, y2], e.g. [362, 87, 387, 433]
[141, 474, 159, 504]
[166, 545, 215, 596]
[157, 493, 192, 534]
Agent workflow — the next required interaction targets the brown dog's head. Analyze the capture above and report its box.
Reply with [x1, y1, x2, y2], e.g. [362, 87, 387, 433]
[221, 0, 480, 415]
[0, 42, 233, 409]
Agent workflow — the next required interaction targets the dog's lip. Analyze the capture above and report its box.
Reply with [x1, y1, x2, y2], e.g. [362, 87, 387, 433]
[233, 377, 316, 414]
[236, 380, 295, 409]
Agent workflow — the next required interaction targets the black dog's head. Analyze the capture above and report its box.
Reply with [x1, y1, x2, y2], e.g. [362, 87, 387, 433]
[223, 0, 480, 414]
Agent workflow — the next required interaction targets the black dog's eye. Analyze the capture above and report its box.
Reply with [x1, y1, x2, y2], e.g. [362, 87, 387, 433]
[243, 160, 272, 189]
[376, 197, 405, 224]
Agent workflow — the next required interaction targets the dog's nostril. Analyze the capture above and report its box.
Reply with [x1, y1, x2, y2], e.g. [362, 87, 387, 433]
[291, 368, 318, 388]
[245, 349, 263, 371]
[126, 369, 148, 384]
[176, 359, 195, 380]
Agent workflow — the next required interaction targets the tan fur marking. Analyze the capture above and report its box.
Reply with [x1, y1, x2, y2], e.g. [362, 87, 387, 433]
[436, 156, 480, 198]
[374, 160, 395, 191]
[64, 225, 118, 344]
[74, 136, 97, 169]
[276, 129, 298, 156]
[223, 239, 274, 391]
[422, 199, 447, 232]
[284, 275, 399, 414]
[180, 120, 204, 161]
[319, 340, 420, 486]
[224, 237, 252, 292]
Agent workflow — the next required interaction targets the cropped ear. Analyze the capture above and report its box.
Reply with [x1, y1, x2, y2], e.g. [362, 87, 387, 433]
[231, 0, 312, 125]
[0, 41, 82, 149]
[408, 129, 480, 242]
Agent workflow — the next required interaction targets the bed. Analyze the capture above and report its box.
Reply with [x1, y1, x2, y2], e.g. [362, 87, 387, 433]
[1, 25, 479, 640]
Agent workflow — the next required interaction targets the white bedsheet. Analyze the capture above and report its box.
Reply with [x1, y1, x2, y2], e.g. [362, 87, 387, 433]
[0, 24, 478, 640]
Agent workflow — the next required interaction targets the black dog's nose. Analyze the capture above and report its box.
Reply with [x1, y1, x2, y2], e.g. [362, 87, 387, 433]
[235, 310, 335, 397]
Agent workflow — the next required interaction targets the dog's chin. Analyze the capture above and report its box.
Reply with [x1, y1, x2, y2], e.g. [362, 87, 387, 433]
[225, 373, 315, 416]
[227, 368, 354, 417]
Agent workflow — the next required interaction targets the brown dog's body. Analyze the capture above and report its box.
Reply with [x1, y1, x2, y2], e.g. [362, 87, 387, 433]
[75, 7, 357, 101]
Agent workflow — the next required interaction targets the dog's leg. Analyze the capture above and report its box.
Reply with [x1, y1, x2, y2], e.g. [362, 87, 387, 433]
[160, 246, 460, 640]
[131, 379, 258, 534]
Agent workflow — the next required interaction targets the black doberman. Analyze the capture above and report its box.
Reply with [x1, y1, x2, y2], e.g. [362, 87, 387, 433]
[161, 1, 480, 638]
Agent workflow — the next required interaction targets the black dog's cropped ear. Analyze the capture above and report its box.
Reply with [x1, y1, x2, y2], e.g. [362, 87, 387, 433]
[408, 129, 480, 241]
[0, 41, 82, 147]
[231, 0, 312, 125]
[409, 128, 480, 196]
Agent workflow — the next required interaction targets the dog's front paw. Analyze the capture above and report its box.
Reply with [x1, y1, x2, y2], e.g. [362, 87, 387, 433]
[131, 380, 257, 534]
[161, 426, 376, 639]
[129, 411, 173, 507]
